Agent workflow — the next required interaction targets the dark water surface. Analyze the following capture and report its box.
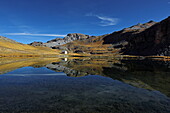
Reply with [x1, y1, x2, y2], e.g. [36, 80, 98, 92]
[0, 58, 170, 113]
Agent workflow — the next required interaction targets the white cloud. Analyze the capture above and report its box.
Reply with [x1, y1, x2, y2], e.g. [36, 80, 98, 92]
[86, 13, 119, 26]
[5, 73, 67, 76]
[4, 33, 66, 37]
[96, 15, 119, 26]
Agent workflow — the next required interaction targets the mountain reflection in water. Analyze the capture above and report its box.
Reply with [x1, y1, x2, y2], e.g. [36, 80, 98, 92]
[0, 57, 170, 113]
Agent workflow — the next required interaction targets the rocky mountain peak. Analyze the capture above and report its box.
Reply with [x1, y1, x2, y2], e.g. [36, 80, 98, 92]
[63, 33, 90, 41]
[123, 21, 157, 32]
[148, 20, 155, 23]
[42, 33, 90, 47]
[46, 38, 62, 43]
[28, 41, 44, 46]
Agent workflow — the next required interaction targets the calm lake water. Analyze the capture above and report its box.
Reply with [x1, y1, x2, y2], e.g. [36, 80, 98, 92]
[0, 57, 170, 113]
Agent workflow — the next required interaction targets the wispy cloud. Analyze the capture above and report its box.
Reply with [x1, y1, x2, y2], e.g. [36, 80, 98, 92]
[4, 73, 67, 76]
[96, 15, 119, 26]
[4, 33, 66, 37]
[86, 13, 119, 26]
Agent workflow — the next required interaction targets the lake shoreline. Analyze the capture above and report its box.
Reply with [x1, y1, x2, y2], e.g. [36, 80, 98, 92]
[1, 54, 170, 61]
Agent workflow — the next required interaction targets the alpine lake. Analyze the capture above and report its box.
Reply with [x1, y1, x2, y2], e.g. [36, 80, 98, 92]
[0, 57, 170, 113]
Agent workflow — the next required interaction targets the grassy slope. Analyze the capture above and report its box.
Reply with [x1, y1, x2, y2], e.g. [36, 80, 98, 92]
[63, 36, 121, 56]
[0, 38, 61, 57]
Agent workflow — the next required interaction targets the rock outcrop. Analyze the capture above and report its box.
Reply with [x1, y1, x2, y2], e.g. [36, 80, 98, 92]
[28, 41, 44, 46]
[124, 17, 170, 56]
[103, 20, 157, 45]
[103, 16, 170, 56]
[43, 33, 90, 47]
[29, 33, 90, 48]
[28, 16, 170, 56]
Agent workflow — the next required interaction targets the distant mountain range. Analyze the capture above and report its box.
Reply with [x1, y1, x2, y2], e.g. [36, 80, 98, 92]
[29, 33, 91, 48]
[1, 16, 169, 57]
[29, 16, 170, 56]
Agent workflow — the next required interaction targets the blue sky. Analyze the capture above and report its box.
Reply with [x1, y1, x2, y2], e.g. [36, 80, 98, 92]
[0, 0, 169, 44]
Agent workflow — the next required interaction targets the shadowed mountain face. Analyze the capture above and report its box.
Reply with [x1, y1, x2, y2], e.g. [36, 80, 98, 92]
[103, 21, 157, 44]
[29, 16, 170, 56]
[103, 17, 170, 56]
[0, 17, 168, 57]
[124, 17, 170, 56]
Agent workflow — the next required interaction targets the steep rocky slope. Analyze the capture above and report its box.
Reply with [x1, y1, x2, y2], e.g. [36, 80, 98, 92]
[61, 20, 160, 55]
[29, 16, 170, 56]
[124, 17, 170, 56]
[43, 33, 90, 47]
[103, 21, 157, 44]
[103, 17, 170, 56]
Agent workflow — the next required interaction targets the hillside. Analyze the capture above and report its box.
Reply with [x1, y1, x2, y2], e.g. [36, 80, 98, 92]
[62, 34, 120, 55]
[29, 33, 120, 56]
[29, 33, 90, 47]
[0, 36, 61, 57]
[44, 33, 90, 47]
[62, 17, 170, 56]
[28, 16, 170, 57]
[103, 20, 157, 44]
[102, 17, 170, 56]
[124, 17, 170, 56]
[50, 20, 157, 56]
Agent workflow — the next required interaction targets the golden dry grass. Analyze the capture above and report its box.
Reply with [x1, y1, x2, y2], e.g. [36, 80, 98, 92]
[63, 37, 121, 57]
[0, 39, 61, 57]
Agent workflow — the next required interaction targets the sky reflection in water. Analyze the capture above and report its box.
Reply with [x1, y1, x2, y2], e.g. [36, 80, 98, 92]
[0, 58, 170, 113]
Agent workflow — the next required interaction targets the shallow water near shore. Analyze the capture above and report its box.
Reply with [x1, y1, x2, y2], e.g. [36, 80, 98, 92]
[0, 57, 170, 113]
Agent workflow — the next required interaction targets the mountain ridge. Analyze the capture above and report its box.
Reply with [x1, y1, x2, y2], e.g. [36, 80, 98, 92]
[60, 16, 169, 56]
[2, 16, 170, 57]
